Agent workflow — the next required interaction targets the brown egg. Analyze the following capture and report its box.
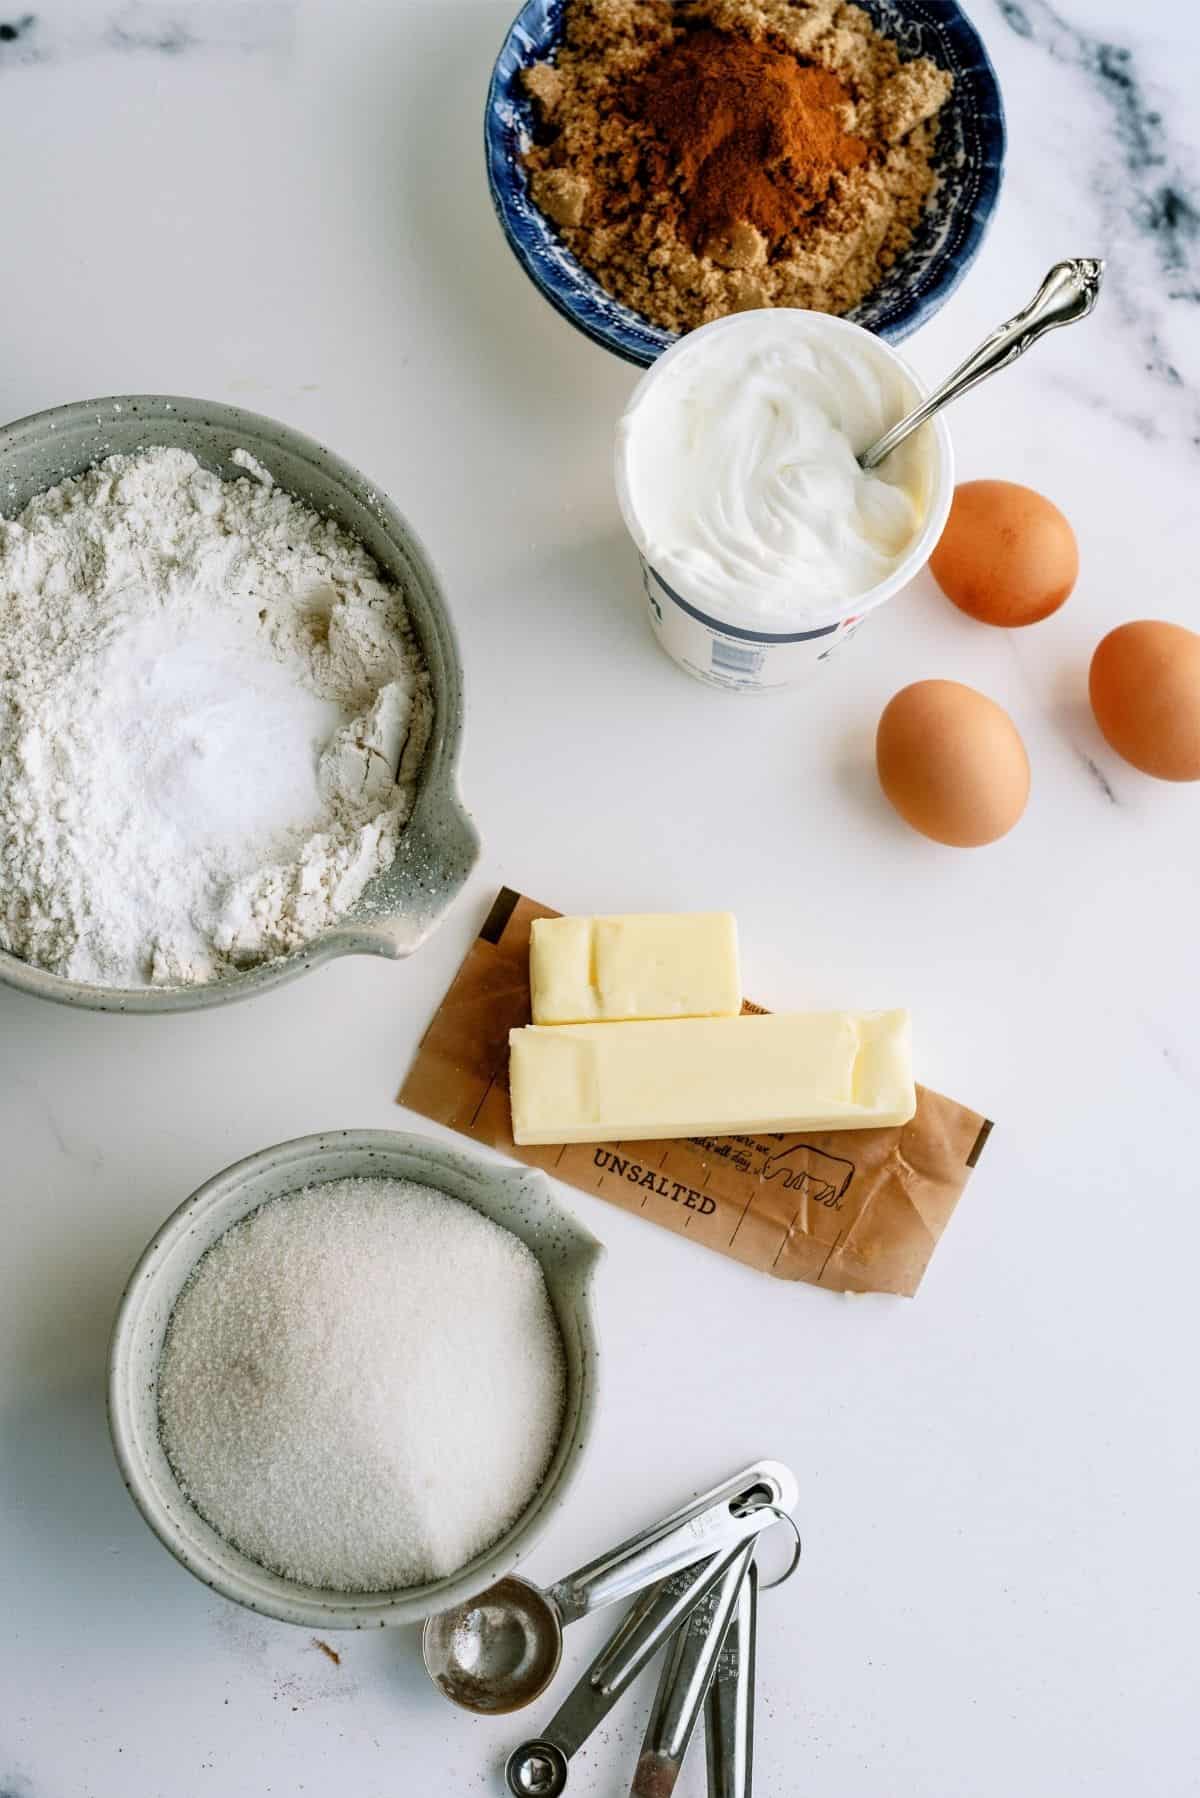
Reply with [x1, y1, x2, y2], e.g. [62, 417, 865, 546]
[930, 480, 1078, 626]
[876, 679, 1031, 847]
[1089, 620, 1200, 781]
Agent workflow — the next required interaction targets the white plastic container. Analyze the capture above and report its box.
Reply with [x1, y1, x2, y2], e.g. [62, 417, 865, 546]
[615, 310, 955, 693]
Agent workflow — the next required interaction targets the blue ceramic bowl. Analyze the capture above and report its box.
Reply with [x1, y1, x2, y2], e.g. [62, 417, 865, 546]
[485, 0, 1005, 364]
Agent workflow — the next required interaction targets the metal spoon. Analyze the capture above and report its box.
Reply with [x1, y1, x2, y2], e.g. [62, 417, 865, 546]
[857, 258, 1105, 471]
[630, 1540, 757, 1798]
[422, 1460, 797, 1714]
[505, 1549, 742, 1798]
[704, 1561, 757, 1798]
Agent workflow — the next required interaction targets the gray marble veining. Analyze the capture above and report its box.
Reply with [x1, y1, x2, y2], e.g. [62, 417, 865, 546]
[0, 2, 295, 64]
[994, 0, 1200, 445]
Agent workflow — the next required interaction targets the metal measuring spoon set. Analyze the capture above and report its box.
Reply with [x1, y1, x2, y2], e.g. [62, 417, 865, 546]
[422, 1460, 799, 1797]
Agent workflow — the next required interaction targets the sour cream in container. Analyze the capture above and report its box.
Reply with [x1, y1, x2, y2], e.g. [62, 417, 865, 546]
[615, 309, 954, 691]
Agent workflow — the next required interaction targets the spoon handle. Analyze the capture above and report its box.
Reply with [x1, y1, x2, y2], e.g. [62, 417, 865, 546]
[631, 1542, 756, 1798]
[705, 1561, 757, 1798]
[857, 258, 1105, 471]
[506, 1546, 748, 1796]
[547, 1459, 797, 1626]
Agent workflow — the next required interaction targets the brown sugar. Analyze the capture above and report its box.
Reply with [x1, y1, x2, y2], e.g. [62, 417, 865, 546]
[521, 0, 953, 332]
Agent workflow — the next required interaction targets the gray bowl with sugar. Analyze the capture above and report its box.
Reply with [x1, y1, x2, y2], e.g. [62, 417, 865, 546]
[0, 394, 479, 1012]
[107, 1129, 603, 1630]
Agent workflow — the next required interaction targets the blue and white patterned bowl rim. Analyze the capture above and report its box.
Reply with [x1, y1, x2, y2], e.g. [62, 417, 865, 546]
[485, 0, 1006, 365]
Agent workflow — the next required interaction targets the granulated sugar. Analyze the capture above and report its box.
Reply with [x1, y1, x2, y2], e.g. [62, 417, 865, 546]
[0, 447, 431, 985]
[157, 1178, 567, 1593]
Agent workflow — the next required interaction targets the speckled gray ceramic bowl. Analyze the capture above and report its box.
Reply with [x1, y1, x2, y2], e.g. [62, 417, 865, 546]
[0, 395, 479, 1013]
[108, 1130, 603, 1630]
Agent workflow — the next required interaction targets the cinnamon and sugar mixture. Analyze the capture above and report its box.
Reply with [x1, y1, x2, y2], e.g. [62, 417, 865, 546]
[522, 0, 953, 331]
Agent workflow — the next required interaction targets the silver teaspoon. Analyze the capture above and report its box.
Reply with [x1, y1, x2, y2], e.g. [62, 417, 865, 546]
[857, 257, 1105, 471]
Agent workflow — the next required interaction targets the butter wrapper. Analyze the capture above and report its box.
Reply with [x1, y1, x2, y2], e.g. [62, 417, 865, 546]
[399, 889, 992, 1297]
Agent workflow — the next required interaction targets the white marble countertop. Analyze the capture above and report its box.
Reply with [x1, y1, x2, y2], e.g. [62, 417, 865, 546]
[2, 2, 1198, 1793]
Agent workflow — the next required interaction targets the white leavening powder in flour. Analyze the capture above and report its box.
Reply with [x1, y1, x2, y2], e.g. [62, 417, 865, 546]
[158, 1177, 567, 1593]
[0, 447, 432, 984]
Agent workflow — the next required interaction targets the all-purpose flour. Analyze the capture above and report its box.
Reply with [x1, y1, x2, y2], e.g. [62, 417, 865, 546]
[0, 447, 431, 985]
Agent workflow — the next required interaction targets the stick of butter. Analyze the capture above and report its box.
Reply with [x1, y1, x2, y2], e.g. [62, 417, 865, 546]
[509, 1011, 916, 1145]
[529, 912, 741, 1025]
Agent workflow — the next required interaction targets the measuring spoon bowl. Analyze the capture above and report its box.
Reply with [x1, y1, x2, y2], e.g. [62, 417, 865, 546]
[423, 1577, 565, 1715]
[423, 1460, 796, 1714]
[507, 1740, 570, 1798]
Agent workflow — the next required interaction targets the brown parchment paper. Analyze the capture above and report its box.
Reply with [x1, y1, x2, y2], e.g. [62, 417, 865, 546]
[399, 890, 993, 1296]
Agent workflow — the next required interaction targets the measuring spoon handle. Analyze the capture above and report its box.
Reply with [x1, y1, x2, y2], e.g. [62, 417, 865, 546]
[506, 1545, 751, 1796]
[588, 1539, 754, 1701]
[631, 1541, 756, 1797]
[705, 1561, 758, 1798]
[858, 257, 1105, 471]
[547, 1459, 797, 1625]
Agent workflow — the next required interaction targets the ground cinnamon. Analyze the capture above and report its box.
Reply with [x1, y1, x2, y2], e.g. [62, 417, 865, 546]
[632, 28, 868, 256]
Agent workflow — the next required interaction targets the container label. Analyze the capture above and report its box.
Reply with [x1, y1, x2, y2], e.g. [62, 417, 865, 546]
[641, 561, 862, 691]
